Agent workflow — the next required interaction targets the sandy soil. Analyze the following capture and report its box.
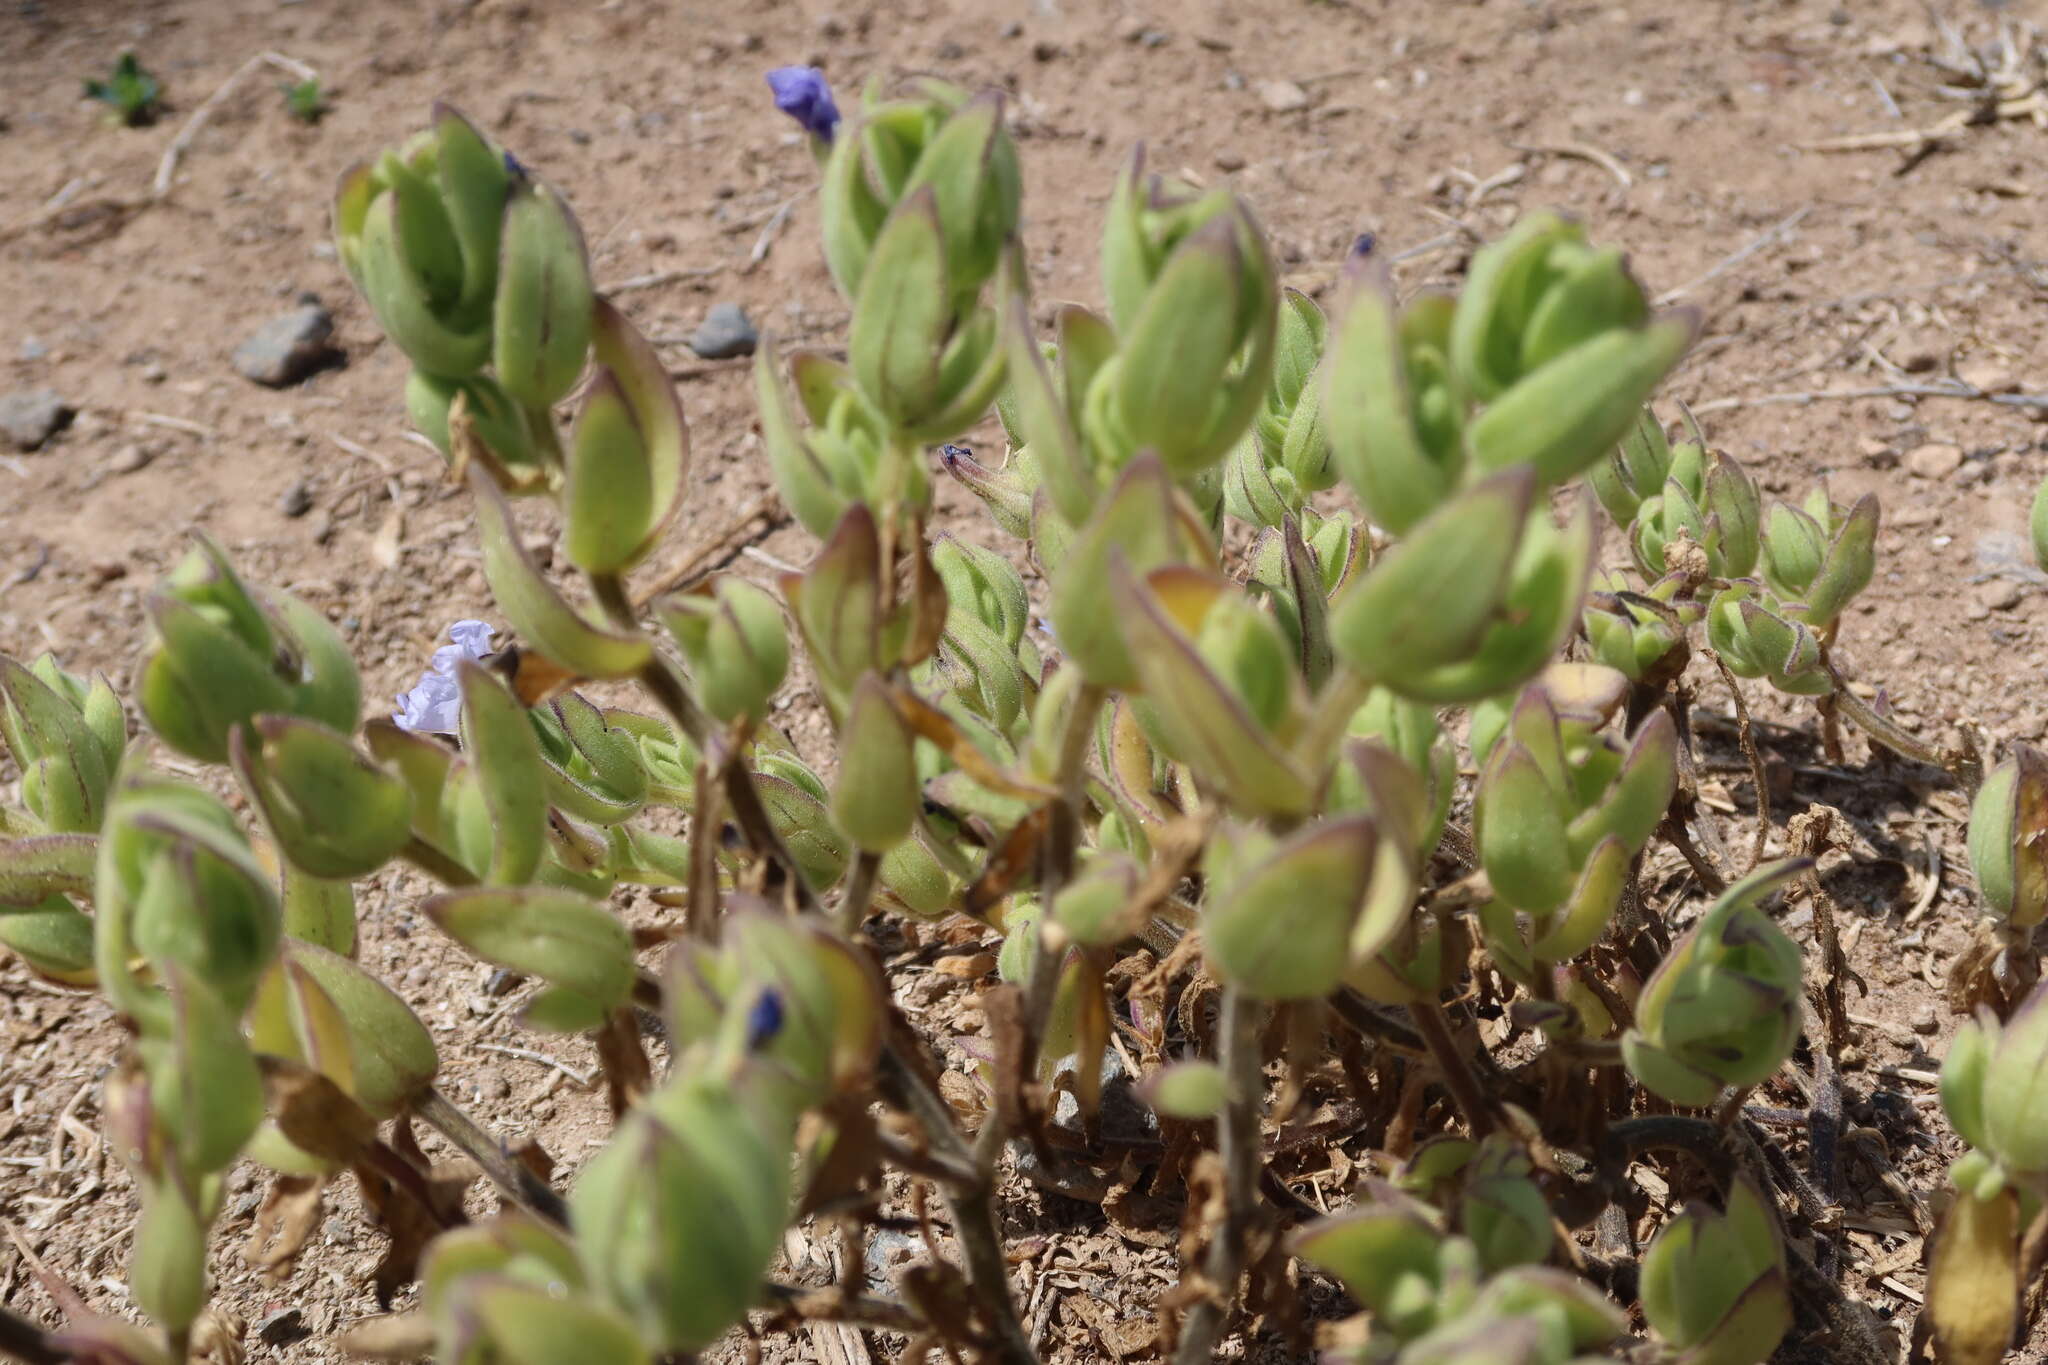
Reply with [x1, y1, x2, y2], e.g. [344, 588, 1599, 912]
[2, 0, 2047, 1359]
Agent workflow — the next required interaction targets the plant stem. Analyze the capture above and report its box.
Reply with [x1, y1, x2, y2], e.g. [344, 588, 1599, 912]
[401, 835, 478, 888]
[760, 1281, 925, 1334]
[838, 850, 880, 937]
[1018, 683, 1107, 1080]
[414, 1086, 569, 1227]
[0, 1306, 64, 1365]
[1408, 998, 1496, 1137]
[1173, 986, 1263, 1365]
[1825, 665, 1980, 791]
[875, 1048, 1038, 1365]
[1709, 654, 1770, 872]
[1292, 664, 1372, 774]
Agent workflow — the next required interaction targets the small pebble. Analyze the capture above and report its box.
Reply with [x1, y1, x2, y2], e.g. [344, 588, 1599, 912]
[484, 967, 522, 997]
[18, 336, 46, 361]
[999, 19, 1022, 37]
[1911, 1005, 1940, 1035]
[1032, 38, 1061, 61]
[280, 479, 314, 518]
[1976, 579, 2023, 613]
[88, 561, 127, 587]
[323, 1216, 354, 1247]
[1957, 359, 2017, 394]
[1214, 150, 1246, 171]
[1257, 78, 1311, 112]
[1904, 442, 1962, 480]
[687, 301, 759, 360]
[107, 444, 154, 475]
[233, 304, 340, 387]
[0, 388, 75, 451]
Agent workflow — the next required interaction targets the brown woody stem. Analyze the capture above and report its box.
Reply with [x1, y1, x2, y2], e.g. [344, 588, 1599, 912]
[1408, 997, 1496, 1137]
[1173, 985, 1263, 1365]
[414, 1086, 569, 1227]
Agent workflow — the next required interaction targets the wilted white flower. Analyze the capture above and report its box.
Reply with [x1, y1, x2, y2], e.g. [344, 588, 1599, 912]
[392, 620, 495, 734]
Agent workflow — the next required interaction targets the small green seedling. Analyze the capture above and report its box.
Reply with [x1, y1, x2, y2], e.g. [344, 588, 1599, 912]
[282, 78, 328, 125]
[84, 52, 162, 127]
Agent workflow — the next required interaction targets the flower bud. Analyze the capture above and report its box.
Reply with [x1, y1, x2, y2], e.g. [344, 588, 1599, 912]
[1045, 453, 1215, 689]
[667, 912, 885, 1098]
[135, 964, 264, 1183]
[939, 441, 1034, 538]
[229, 716, 411, 881]
[660, 577, 790, 728]
[572, 1066, 798, 1352]
[2033, 474, 2048, 575]
[1581, 571, 1693, 687]
[757, 348, 903, 537]
[1331, 469, 1593, 704]
[1051, 852, 1141, 947]
[1204, 816, 1378, 999]
[1759, 491, 1878, 628]
[1459, 1136, 1553, 1274]
[1140, 1059, 1230, 1120]
[247, 940, 439, 1120]
[1640, 1177, 1792, 1365]
[130, 1180, 209, 1334]
[407, 369, 547, 492]
[1941, 982, 2048, 1182]
[1588, 406, 1673, 526]
[1088, 157, 1278, 480]
[95, 771, 281, 1026]
[817, 85, 1017, 440]
[0, 894, 95, 985]
[1293, 1190, 1459, 1342]
[1630, 441, 1762, 582]
[334, 105, 512, 379]
[492, 174, 594, 410]
[1622, 860, 1805, 1106]
[1967, 746, 2048, 932]
[752, 756, 851, 893]
[1225, 289, 1332, 527]
[0, 653, 123, 834]
[1704, 582, 1831, 697]
[1440, 213, 1695, 486]
[137, 537, 361, 764]
[767, 66, 840, 144]
[1323, 245, 1465, 536]
[1114, 565, 1313, 818]
[831, 678, 920, 856]
[561, 300, 689, 575]
[530, 693, 649, 827]
[1473, 681, 1675, 977]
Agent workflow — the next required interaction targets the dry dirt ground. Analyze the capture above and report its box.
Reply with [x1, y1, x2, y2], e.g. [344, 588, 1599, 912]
[2, 0, 2047, 1360]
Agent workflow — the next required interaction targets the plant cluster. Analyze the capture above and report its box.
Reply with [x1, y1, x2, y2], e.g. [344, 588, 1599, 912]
[0, 65, 2039, 1365]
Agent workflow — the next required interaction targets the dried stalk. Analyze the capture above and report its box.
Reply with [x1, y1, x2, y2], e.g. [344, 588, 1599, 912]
[1173, 986, 1263, 1365]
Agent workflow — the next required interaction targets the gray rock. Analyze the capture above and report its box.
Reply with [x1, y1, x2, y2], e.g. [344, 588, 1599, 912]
[0, 388, 74, 451]
[233, 304, 339, 387]
[687, 302, 759, 359]
[280, 478, 314, 518]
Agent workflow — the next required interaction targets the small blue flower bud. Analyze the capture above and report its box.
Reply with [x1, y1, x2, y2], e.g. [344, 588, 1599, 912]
[745, 988, 785, 1052]
[766, 66, 840, 144]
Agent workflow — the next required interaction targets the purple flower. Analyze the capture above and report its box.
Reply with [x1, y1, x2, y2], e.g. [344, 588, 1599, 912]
[392, 620, 496, 734]
[767, 66, 840, 143]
